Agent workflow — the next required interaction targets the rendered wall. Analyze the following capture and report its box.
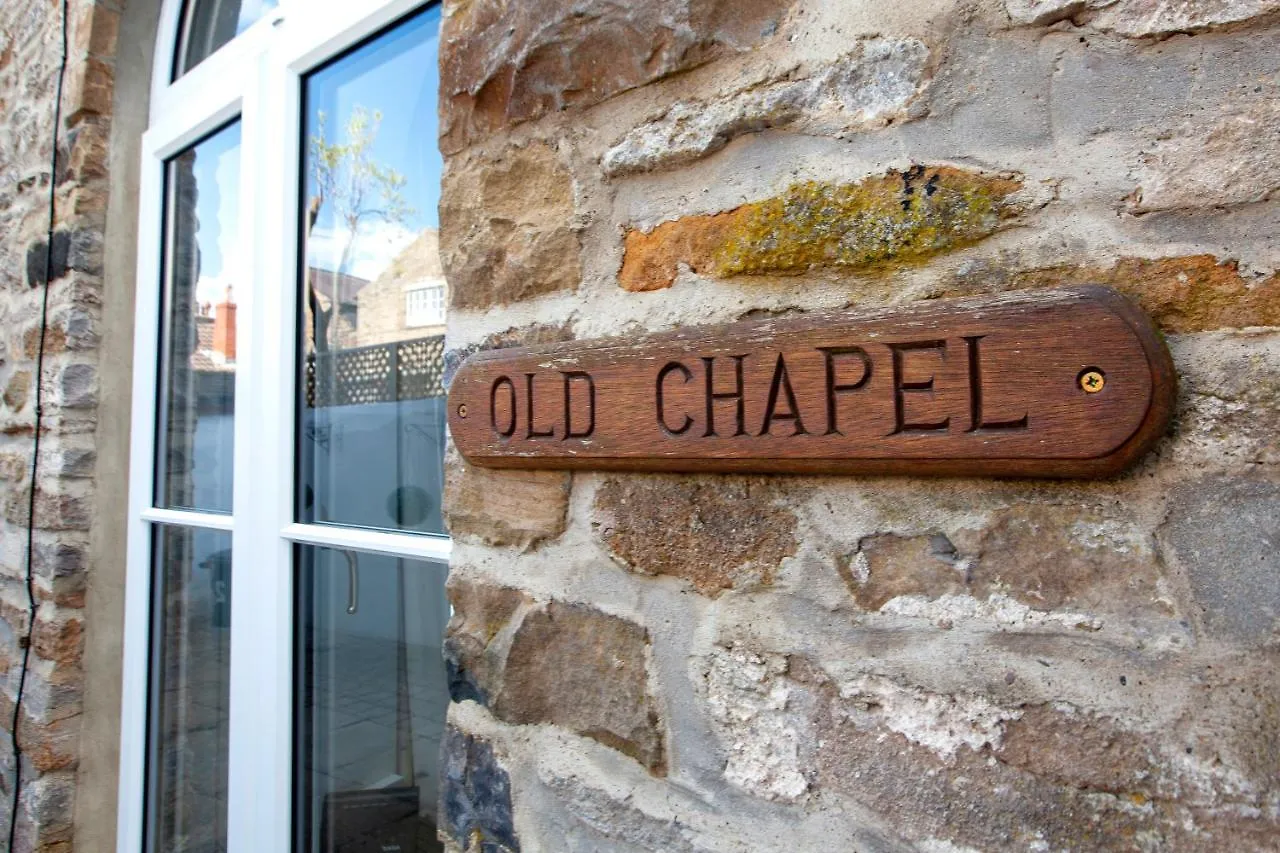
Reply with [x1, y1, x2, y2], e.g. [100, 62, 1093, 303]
[438, 1, 1280, 851]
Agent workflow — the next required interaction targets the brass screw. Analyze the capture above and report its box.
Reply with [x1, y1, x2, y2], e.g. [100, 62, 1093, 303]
[1080, 371, 1106, 394]
[457, 404, 469, 418]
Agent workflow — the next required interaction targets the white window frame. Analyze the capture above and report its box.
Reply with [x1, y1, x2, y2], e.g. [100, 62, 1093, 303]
[118, 2, 451, 851]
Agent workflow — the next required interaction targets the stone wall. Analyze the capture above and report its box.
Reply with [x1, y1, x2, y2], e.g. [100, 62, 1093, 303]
[438, 1, 1280, 851]
[0, 0, 120, 849]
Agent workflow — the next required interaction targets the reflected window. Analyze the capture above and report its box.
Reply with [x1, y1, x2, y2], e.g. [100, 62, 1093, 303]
[146, 527, 233, 853]
[295, 546, 450, 853]
[296, 7, 447, 535]
[175, 0, 278, 78]
[158, 122, 240, 513]
[405, 285, 445, 329]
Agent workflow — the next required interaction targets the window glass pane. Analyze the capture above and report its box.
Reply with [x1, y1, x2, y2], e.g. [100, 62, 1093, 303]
[146, 527, 233, 853]
[158, 122, 240, 513]
[174, 0, 278, 78]
[297, 8, 447, 534]
[295, 545, 450, 853]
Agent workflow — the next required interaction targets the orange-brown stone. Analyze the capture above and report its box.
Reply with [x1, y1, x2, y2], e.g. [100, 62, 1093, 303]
[943, 255, 1280, 333]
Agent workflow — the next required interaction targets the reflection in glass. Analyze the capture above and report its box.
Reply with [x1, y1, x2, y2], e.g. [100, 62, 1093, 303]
[297, 7, 447, 534]
[174, 0, 278, 78]
[295, 546, 450, 853]
[146, 527, 233, 853]
[158, 122, 240, 513]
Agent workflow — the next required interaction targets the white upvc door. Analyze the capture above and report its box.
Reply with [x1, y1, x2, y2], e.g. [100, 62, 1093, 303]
[118, 2, 451, 852]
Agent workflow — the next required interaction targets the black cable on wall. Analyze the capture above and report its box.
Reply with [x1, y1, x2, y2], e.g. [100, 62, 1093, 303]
[8, 0, 70, 846]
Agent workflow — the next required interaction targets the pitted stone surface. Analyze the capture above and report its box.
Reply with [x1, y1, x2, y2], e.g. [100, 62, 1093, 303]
[444, 462, 571, 549]
[1132, 99, 1280, 213]
[1005, 0, 1280, 34]
[595, 476, 799, 595]
[602, 37, 931, 177]
[441, 142, 581, 311]
[439, 0, 795, 153]
[1160, 474, 1280, 643]
[496, 602, 666, 774]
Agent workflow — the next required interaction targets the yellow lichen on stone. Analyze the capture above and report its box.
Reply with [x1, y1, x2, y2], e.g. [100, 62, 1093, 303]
[618, 166, 1024, 291]
[713, 167, 1023, 276]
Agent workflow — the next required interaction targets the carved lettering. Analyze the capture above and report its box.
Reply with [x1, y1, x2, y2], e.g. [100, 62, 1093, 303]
[759, 354, 808, 436]
[818, 346, 873, 436]
[490, 376, 517, 437]
[702, 355, 748, 438]
[562, 371, 597, 439]
[963, 336, 1029, 433]
[450, 287, 1174, 478]
[525, 373, 556, 439]
[656, 361, 694, 436]
[889, 340, 950, 435]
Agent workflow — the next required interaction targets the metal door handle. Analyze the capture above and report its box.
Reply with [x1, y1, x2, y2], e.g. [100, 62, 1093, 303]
[342, 550, 359, 614]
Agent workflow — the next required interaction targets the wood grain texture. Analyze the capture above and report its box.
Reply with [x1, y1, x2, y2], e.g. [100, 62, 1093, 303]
[448, 287, 1176, 478]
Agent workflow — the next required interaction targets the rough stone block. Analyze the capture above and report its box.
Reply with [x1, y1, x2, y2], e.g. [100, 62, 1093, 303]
[55, 363, 95, 409]
[968, 504, 1168, 618]
[0, 452, 27, 482]
[940, 255, 1280, 333]
[840, 533, 969, 611]
[3, 370, 31, 412]
[439, 727, 521, 853]
[1132, 100, 1280, 213]
[602, 37, 930, 177]
[619, 167, 1028, 291]
[30, 607, 82, 669]
[1172, 332, 1280, 467]
[62, 54, 114, 126]
[439, 0, 794, 153]
[40, 444, 94, 480]
[1006, 0, 1280, 35]
[440, 143, 581, 311]
[25, 233, 69, 288]
[1160, 473, 1280, 643]
[444, 461, 570, 549]
[708, 646, 1280, 849]
[496, 602, 665, 773]
[16, 712, 81, 775]
[705, 646, 811, 802]
[444, 577, 529, 706]
[540, 773, 704, 853]
[999, 704, 1170, 798]
[595, 476, 798, 596]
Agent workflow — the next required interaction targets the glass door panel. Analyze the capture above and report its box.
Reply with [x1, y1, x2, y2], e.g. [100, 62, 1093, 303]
[296, 6, 447, 535]
[158, 122, 241, 514]
[146, 527, 234, 853]
[295, 546, 450, 853]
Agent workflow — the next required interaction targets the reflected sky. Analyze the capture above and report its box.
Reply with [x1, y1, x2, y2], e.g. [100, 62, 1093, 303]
[191, 5, 443, 302]
[236, 0, 276, 34]
[191, 124, 241, 307]
[305, 7, 443, 282]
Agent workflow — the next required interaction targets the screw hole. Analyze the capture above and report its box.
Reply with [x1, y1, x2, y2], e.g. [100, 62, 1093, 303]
[1078, 368, 1106, 394]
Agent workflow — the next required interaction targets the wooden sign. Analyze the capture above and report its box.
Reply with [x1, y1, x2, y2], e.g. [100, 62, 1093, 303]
[448, 287, 1175, 478]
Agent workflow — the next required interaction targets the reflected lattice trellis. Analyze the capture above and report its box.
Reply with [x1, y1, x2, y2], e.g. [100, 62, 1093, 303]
[305, 335, 446, 407]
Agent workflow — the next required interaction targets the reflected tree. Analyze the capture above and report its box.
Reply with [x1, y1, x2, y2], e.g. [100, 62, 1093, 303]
[306, 106, 415, 353]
